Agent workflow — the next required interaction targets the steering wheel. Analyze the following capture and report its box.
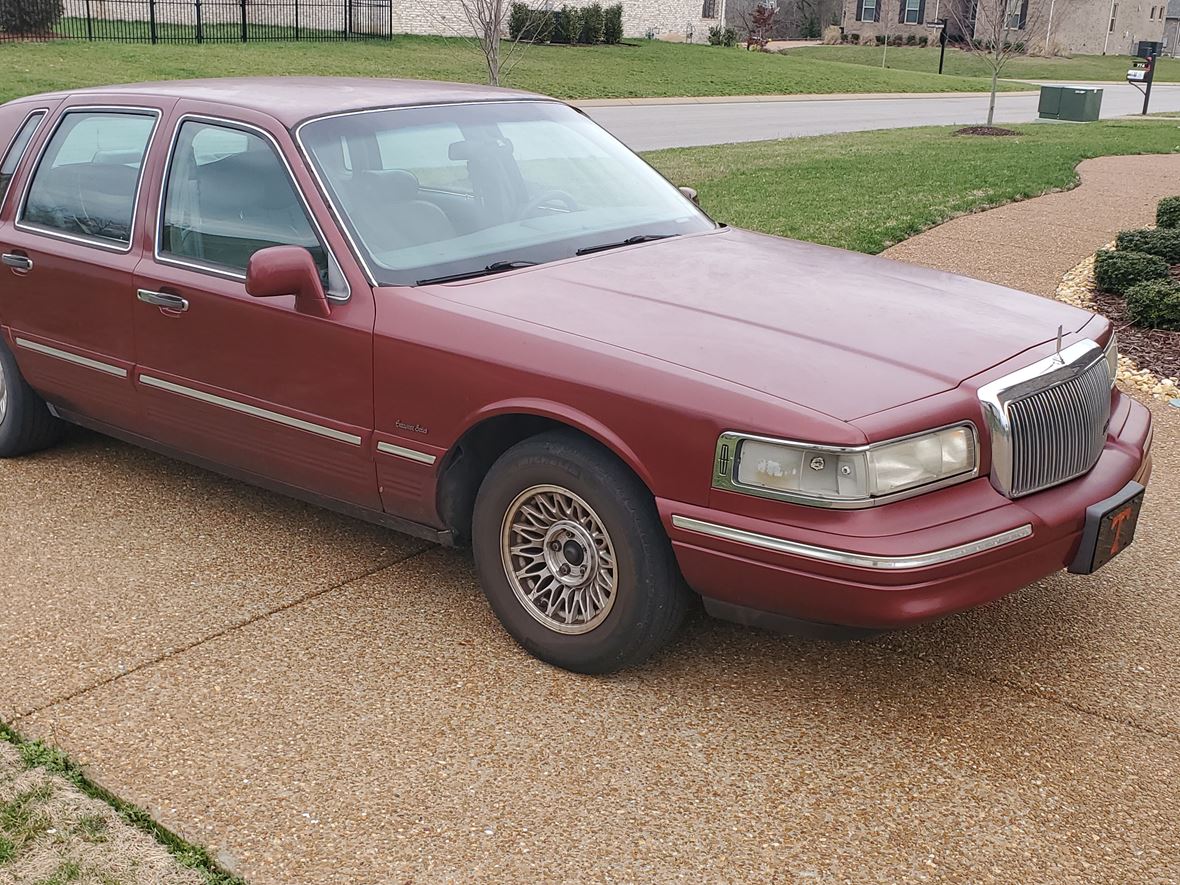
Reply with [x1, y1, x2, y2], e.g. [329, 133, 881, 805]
[517, 189, 578, 219]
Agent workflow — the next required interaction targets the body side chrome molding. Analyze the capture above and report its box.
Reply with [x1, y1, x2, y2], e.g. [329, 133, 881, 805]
[376, 441, 437, 465]
[14, 337, 128, 377]
[153, 113, 350, 303]
[138, 374, 362, 445]
[14, 105, 163, 254]
[671, 514, 1034, 571]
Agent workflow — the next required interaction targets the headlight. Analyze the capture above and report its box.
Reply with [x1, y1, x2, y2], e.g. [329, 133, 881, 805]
[715, 424, 978, 508]
[1104, 332, 1119, 388]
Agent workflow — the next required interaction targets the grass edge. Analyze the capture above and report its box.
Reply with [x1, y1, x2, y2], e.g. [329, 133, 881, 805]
[0, 718, 245, 885]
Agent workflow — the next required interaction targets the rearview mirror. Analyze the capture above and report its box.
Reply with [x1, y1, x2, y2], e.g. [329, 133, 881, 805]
[245, 246, 331, 318]
[679, 186, 699, 206]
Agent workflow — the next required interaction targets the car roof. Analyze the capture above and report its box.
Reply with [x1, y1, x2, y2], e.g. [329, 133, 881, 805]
[21, 77, 554, 128]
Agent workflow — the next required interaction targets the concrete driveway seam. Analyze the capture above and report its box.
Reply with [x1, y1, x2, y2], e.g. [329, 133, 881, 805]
[9, 545, 436, 725]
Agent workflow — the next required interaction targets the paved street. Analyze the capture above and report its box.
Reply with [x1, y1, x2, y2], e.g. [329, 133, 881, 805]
[2, 158, 1179, 884]
[587, 82, 1180, 149]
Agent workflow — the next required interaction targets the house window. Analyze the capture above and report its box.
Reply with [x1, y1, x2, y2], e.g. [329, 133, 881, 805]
[860, 0, 877, 22]
[1110, 3, 1118, 32]
[1005, 0, 1022, 29]
[702, 0, 717, 18]
[904, 0, 921, 23]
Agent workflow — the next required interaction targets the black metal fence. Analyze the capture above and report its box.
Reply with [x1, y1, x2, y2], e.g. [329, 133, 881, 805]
[0, 0, 396, 42]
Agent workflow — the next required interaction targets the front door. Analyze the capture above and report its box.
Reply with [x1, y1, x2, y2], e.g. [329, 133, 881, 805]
[132, 110, 380, 510]
[0, 103, 162, 428]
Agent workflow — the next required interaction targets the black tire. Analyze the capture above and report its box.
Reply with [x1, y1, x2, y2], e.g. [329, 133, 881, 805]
[0, 337, 65, 457]
[472, 430, 688, 674]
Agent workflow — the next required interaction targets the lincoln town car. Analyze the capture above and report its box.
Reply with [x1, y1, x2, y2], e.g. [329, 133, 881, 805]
[0, 79, 1152, 673]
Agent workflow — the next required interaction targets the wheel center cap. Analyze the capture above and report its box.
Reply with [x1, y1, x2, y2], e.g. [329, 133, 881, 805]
[543, 520, 597, 588]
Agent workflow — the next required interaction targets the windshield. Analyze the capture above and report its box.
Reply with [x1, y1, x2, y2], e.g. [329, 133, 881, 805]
[297, 101, 714, 286]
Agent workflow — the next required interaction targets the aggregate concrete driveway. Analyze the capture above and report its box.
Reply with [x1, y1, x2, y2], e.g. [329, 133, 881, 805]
[5, 164, 1180, 883]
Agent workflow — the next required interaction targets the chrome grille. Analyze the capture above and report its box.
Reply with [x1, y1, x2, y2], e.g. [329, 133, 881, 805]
[1007, 357, 1110, 496]
[978, 340, 1113, 499]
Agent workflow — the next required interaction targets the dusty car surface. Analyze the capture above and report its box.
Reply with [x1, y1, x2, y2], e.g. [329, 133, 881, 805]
[0, 78, 1152, 673]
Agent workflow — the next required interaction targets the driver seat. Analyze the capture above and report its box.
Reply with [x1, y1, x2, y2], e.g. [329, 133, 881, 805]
[348, 169, 455, 252]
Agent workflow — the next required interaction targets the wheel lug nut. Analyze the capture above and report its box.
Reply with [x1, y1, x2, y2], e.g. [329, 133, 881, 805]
[550, 542, 560, 551]
[559, 564, 570, 575]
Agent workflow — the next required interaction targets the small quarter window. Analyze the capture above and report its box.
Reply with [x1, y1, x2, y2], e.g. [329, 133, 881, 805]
[160, 120, 344, 295]
[21, 110, 156, 247]
[0, 111, 46, 210]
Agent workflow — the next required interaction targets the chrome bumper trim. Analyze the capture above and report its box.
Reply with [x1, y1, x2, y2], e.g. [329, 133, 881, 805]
[376, 441, 437, 465]
[671, 515, 1034, 571]
[15, 337, 128, 378]
[138, 374, 362, 445]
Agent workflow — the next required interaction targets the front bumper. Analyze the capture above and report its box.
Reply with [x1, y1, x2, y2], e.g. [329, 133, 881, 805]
[661, 395, 1153, 631]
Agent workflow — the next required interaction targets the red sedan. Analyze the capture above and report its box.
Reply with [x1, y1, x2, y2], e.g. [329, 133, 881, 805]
[0, 78, 1152, 673]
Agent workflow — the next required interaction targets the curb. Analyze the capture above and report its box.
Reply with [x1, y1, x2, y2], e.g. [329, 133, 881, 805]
[574, 89, 1038, 108]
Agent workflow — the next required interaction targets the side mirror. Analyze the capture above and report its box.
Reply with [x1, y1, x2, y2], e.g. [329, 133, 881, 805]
[679, 186, 700, 206]
[245, 246, 330, 318]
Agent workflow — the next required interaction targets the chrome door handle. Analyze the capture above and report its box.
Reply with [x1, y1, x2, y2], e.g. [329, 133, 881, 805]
[137, 289, 189, 312]
[2, 253, 33, 272]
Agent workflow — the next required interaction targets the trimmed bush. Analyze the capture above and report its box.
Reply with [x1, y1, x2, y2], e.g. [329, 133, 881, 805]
[904, 33, 917, 45]
[708, 24, 737, 46]
[552, 5, 580, 43]
[0, 0, 62, 34]
[1157, 196, 1180, 229]
[918, 35, 928, 46]
[1125, 278, 1180, 330]
[1093, 249, 1170, 295]
[579, 2, 604, 43]
[603, 3, 623, 43]
[847, 32, 860, 43]
[875, 34, 886, 45]
[1116, 227, 1180, 263]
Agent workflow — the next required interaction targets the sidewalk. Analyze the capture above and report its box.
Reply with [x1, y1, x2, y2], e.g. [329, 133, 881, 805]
[3, 157, 1180, 884]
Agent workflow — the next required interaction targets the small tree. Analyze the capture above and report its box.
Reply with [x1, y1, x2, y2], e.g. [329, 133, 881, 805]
[949, 0, 1061, 126]
[737, 1, 776, 49]
[454, 0, 553, 86]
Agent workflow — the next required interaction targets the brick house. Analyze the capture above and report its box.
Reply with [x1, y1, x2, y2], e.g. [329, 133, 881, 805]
[392, 0, 728, 42]
[841, 0, 1164, 55]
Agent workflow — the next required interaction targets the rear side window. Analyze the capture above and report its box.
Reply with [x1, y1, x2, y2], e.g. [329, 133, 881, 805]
[160, 120, 344, 295]
[21, 110, 157, 247]
[0, 111, 45, 209]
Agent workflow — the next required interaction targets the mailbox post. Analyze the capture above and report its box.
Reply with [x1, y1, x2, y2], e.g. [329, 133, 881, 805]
[1127, 55, 1156, 115]
[937, 18, 948, 75]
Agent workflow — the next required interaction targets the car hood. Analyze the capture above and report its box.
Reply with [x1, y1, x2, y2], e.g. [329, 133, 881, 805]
[428, 227, 1095, 422]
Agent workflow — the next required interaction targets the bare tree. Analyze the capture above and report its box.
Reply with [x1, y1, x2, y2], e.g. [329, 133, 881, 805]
[948, 0, 1063, 126]
[452, 0, 553, 87]
[877, 0, 896, 67]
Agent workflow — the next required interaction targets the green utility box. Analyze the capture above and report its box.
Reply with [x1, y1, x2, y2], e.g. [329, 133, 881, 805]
[1038, 86, 1103, 122]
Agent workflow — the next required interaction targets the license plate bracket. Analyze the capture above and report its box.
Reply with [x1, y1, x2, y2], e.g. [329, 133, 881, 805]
[1068, 481, 1145, 575]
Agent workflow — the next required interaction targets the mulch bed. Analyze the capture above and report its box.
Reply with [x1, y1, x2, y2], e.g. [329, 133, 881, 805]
[953, 126, 1022, 137]
[1091, 288, 1180, 381]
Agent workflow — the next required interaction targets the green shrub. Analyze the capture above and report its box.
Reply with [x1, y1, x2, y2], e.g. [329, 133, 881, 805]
[847, 32, 860, 43]
[1157, 196, 1180, 229]
[904, 33, 917, 45]
[508, 2, 529, 40]
[0, 0, 62, 34]
[1125, 278, 1180, 330]
[552, 4, 580, 43]
[708, 23, 737, 46]
[579, 2, 604, 43]
[603, 3, 623, 43]
[1115, 227, 1180, 263]
[510, 4, 554, 42]
[875, 34, 886, 45]
[1093, 249, 1170, 295]
[918, 35, 928, 46]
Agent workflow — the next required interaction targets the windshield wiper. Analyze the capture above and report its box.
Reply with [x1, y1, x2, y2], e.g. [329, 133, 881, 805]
[417, 260, 538, 286]
[575, 233, 680, 256]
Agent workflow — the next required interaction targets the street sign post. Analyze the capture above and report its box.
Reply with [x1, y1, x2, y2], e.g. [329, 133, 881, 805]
[1127, 55, 1156, 115]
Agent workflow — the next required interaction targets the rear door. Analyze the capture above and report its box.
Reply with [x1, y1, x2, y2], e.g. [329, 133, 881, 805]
[0, 98, 166, 429]
[131, 103, 379, 509]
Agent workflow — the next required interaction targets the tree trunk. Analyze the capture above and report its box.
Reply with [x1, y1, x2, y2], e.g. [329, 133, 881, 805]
[987, 67, 999, 125]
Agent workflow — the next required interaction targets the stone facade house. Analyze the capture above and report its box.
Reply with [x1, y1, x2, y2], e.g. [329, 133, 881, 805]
[841, 0, 1165, 55]
[393, 0, 728, 42]
[1165, 0, 1180, 55]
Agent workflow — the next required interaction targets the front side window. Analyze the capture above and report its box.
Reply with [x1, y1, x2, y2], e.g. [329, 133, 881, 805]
[904, 0, 921, 23]
[21, 110, 156, 246]
[299, 101, 713, 287]
[160, 120, 344, 295]
[0, 111, 46, 209]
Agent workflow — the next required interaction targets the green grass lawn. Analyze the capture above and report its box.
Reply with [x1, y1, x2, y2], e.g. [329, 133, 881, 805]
[644, 120, 1180, 254]
[790, 44, 1180, 83]
[0, 36, 1028, 104]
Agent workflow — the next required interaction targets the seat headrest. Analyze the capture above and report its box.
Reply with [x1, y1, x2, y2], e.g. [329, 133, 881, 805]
[355, 169, 421, 202]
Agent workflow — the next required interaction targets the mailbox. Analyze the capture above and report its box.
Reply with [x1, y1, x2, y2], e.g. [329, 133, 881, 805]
[1128, 59, 1151, 83]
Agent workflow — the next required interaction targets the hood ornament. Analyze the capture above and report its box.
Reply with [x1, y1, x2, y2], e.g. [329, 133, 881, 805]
[1053, 325, 1064, 364]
